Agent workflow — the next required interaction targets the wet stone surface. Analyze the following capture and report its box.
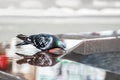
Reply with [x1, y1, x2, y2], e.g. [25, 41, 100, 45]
[63, 51, 120, 74]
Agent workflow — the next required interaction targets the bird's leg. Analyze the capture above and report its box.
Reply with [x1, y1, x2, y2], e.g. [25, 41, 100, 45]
[48, 48, 65, 56]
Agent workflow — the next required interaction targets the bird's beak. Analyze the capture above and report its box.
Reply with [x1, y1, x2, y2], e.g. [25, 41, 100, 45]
[62, 48, 66, 52]
[59, 42, 66, 51]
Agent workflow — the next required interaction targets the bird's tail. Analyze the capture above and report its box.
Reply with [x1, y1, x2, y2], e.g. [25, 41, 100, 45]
[16, 34, 28, 41]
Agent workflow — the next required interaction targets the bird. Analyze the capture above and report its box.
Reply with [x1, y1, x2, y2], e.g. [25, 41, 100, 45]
[16, 33, 66, 53]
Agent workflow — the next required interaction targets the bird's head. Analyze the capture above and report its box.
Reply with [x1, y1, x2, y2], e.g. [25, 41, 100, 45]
[56, 40, 66, 51]
[16, 34, 32, 46]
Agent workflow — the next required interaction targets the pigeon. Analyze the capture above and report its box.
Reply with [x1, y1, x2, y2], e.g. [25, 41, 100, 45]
[16, 34, 66, 52]
[15, 52, 59, 66]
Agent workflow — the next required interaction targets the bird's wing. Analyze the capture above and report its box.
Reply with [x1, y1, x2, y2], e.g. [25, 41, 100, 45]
[33, 35, 53, 50]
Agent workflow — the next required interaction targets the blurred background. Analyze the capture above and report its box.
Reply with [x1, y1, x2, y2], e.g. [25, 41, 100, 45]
[0, 0, 120, 80]
[0, 0, 120, 42]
